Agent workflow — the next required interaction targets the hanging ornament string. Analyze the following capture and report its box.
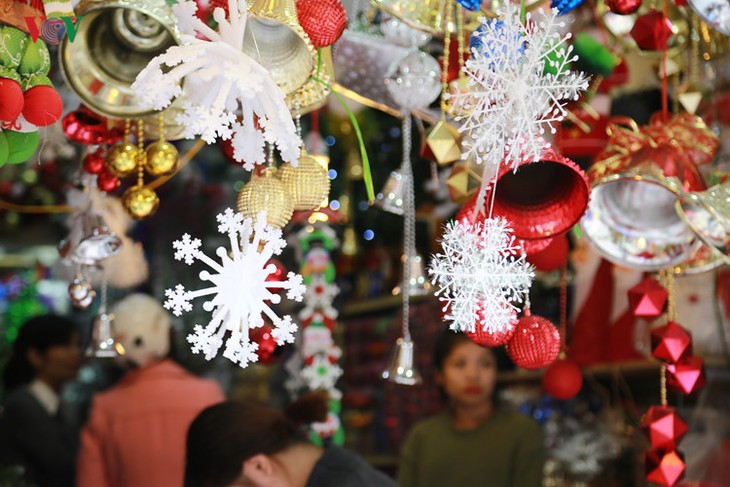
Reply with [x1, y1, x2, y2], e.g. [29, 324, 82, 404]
[560, 263, 568, 352]
[100, 268, 108, 316]
[440, 7, 453, 117]
[661, 0, 669, 121]
[136, 121, 146, 188]
[401, 113, 415, 342]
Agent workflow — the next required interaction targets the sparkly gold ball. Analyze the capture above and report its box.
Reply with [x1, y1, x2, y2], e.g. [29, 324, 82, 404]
[144, 141, 178, 176]
[106, 142, 139, 178]
[123, 186, 160, 220]
[278, 153, 330, 211]
[237, 168, 294, 229]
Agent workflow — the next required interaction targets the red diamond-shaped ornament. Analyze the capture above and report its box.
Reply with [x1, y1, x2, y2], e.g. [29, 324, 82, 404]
[667, 356, 706, 394]
[628, 276, 668, 317]
[651, 321, 692, 363]
[631, 11, 674, 51]
[641, 405, 688, 450]
[645, 449, 685, 486]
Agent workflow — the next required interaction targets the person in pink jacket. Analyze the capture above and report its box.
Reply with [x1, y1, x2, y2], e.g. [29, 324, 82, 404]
[76, 293, 225, 487]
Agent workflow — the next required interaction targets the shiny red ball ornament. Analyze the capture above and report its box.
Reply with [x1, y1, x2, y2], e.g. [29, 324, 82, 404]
[641, 405, 688, 450]
[526, 234, 569, 272]
[606, 0, 642, 14]
[543, 358, 583, 400]
[645, 449, 686, 486]
[0, 78, 24, 122]
[22, 85, 63, 126]
[250, 323, 280, 365]
[62, 106, 123, 145]
[83, 152, 105, 175]
[97, 170, 120, 193]
[266, 258, 287, 282]
[630, 11, 674, 51]
[666, 356, 706, 394]
[296, 0, 347, 48]
[506, 314, 561, 370]
[629, 276, 668, 318]
[467, 305, 518, 347]
[651, 321, 692, 364]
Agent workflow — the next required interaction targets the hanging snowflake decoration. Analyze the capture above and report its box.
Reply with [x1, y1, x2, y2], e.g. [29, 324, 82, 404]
[301, 355, 343, 396]
[163, 209, 306, 368]
[131, 0, 301, 169]
[450, 4, 589, 176]
[429, 217, 534, 334]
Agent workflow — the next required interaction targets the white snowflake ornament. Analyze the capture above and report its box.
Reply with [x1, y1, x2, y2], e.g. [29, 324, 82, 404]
[451, 5, 589, 177]
[164, 209, 306, 368]
[131, 0, 302, 169]
[301, 355, 343, 396]
[429, 217, 534, 334]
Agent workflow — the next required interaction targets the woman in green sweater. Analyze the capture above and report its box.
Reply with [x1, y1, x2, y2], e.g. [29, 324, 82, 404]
[398, 329, 545, 487]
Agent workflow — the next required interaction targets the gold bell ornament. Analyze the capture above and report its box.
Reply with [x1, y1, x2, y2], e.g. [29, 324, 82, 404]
[237, 165, 295, 229]
[278, 151, 330, 211]
[106, 119, 139, 178]
[144, 113, 179, 176]
[122, 122, 160, 219]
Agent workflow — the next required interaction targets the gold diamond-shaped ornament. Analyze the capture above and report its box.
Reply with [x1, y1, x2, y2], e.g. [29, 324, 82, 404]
[447, 159, 482, 202]
[426, 119, 462, 166]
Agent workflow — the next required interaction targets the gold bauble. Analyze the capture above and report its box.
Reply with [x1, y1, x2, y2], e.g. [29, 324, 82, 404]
[123, 186, 160, 220]
[106, 142, 139, 178]
[237, 168, 294, 229]
[278, 153, 330, 211]
[145, 141, 179, 176]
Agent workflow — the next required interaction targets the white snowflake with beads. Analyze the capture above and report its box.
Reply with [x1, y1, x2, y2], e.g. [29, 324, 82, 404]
[163, 209, 306, 368]
[450, 4, 589, 178]
[429, 217, 534, 334]
[301, 355, 343, 398]
[131, 0, 301, 169]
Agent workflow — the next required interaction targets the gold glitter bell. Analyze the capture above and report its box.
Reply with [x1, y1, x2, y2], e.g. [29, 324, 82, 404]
[237, 167, 294, 229]
[123, 186, 160, 220]
[144, 141, 178, 176]
[106, 141, 139, 177]
[278, 152, 330, 211]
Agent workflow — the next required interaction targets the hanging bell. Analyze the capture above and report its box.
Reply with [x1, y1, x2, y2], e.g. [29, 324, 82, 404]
[371, 0, 481, 36]
[286, 47, 334, 115]
[392, 253, 432, 296]
[86, 313, 126, 358]
[675, 181, 730, 264]
[581, 143, 705, 270]
[376, 169, 408, 215]
[59, 0, 181, 118]
[382, 337, 422, 385]
[74, 211, 123, 265]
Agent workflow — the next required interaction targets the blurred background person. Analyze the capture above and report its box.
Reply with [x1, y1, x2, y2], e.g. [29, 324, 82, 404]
[398, 329, 545, 487]
[76, 293, 224, 487]
[0, 314, 83, 487]
[185, 393, 398, 487]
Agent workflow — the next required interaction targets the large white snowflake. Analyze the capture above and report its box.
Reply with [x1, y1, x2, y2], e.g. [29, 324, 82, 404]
[164, 209, 306, 368]
[450, 5, 589, 179]
[131, 0, 301, 169]
[429, 217, 534, 334]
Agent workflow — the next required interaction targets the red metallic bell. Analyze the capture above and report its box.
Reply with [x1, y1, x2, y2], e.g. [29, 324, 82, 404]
[651, 321, 692, 364]
[645, 449, 685, 486]
[630, 11, 674, 51]
[666, 356, 706, 394]
[628, 276, 668, 317]
[641, 405, 688, 450]
[606, 0, 642, 14]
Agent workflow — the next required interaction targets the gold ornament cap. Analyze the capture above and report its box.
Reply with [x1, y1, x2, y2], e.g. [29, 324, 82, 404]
[278, 153, 330, 211]
[107, 141, 139, 178]
[145, 140, 179, 176]
[237, 167, 294, 229]
[123, 186, 160, 219]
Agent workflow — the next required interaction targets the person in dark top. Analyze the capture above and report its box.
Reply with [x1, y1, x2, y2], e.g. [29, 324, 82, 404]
[0, 314, 83, 487]
[184, 394, 398, 487]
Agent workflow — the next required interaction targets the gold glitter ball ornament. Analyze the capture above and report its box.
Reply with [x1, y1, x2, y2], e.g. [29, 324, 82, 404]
[278, 153, 330, 211]
[123, 186, 160, 220]
[237, 167, 294, 229]
[106, 142, 139, 178]
[144, 141, 179, 176]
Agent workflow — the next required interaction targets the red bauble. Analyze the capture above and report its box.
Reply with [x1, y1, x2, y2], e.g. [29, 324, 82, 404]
[645, 449, 686, 486]
[0, 78, 24, 122]
[250, 324, 280, 365]
[208, 0, 229, 17]
[506, 314, 561, 370]
[631, 11, 674, 51]
[466, 304, 517, 347]
[543, 358, 582, 400]
[22, 85, 63, 126]
[97, 170, 120, 193]
[63, 106, 123, 145]
[526, 234, 569, 272]
[83, 152, 105, 175]
[629, 276, 668, 318]
[296, 0, 347, 48]
[642, 405, 689, 450]
[651, 321, 692, 364]
[666, 356, 706, 394]
[606, 0, 642, 14]
[266, 258, 287, 283]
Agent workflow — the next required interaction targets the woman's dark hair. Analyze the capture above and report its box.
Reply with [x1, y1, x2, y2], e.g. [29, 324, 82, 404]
[185, 392, 328, 487]
[2, 314, 78, 392]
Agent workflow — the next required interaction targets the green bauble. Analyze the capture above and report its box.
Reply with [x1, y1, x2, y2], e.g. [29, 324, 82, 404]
[4, 130, 40, 164]
[0, 132, 9, 166]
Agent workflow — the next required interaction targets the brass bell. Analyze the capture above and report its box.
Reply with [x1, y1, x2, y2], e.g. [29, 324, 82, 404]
[286, 46, 334, 115]
[59, 0, 180, 118]
[371, 0, 479, 36]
